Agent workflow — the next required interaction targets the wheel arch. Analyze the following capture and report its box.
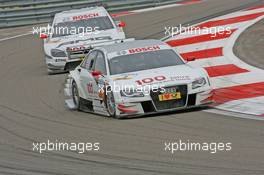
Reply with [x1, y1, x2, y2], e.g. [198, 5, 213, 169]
[69, 70, 86, 99]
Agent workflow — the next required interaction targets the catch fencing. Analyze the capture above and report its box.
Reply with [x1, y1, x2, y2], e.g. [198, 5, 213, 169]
[0, 0, 183, 28]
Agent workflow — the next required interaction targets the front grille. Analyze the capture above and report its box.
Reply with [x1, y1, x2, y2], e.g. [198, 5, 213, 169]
[64, 61, 82, 71]
[67, 48, 91, 60]
[150, 85, 188, 111]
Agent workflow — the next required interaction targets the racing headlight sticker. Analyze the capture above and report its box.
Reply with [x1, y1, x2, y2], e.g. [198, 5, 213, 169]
[192, 77, 207, 89]
[120, 89, 144, 97]
[51, 49, 67, 57]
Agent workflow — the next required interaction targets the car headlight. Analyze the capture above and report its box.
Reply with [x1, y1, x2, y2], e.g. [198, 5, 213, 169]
[51, 49, 67, 57]
[45, 54, 52, 59]
[120, 89, 144, 97]
[192, 77, 207, 89]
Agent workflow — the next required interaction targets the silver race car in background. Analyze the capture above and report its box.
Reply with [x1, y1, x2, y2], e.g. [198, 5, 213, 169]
[64, 39, 213, 118]
[41, 6, 126, 74]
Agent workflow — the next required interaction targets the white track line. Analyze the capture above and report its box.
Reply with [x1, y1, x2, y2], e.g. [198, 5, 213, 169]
[0, 32, 32, 42]
[205, 109, 264, 121]
[187, 56, 229, 68]
[176, 40, 227, 53]
[216, 96, 264, 116]
[132, 4, 183, 13]
[209, 8, 264, 21]
[210, 71, 264, 89]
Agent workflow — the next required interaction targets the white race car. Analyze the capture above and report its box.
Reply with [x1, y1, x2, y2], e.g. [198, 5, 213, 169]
[41, 6, 126, 74]
[64, 39, 213, 119]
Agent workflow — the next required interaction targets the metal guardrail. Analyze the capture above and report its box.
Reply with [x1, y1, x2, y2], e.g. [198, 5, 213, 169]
[0, 0, 183, 28]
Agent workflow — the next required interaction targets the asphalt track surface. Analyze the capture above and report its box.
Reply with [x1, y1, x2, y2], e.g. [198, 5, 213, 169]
[0, 0, 264, 174]
[234, 19, 264, 69]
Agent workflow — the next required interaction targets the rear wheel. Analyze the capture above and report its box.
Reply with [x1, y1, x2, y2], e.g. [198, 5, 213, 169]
[72, 81, 80, 110]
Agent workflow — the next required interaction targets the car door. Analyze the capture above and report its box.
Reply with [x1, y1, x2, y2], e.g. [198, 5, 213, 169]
[91, 51, 108, 100]
[79, 50, 98, 99]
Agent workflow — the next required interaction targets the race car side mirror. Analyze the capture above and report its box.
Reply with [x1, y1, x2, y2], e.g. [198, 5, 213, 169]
[118, 21, 126, 28]
[92, 70, 102, 77]
[40, 34, 48, 39]
[186, 57, 196, 62]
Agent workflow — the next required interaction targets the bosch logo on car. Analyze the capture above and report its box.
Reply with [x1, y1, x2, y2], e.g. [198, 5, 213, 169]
[128, 45, 161, 54]
[72, 13, 100, 21]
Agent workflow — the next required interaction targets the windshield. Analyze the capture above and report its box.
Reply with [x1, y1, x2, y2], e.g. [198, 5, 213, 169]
[52, 16, 114, 38]
[108, 49, 185, 75]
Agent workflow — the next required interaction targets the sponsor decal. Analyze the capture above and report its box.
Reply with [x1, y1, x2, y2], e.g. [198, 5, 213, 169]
[170, 76, 191, 81]
[135, 75, 191, 86]
[67, 46, 86, 52]
[136, 76, 166, 85]
[159, 92, 181, 101]
[158, 87, 181, 101]
[55, 58, 66, 62]
[113, 75, 133, 81]
[128, 45, 161, 54]
[98, 88, 105, 99]
[72, 13, 100, 21]
[87, 82, 93, 94]
[108, 45, 168, 58]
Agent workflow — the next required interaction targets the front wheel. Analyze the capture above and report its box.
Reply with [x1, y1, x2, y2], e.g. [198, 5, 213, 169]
[72, 81, 80, 110]
[106, 91, 117, 118]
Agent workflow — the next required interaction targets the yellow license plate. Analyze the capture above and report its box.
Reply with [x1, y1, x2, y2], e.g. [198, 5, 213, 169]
[158, 92, 181, 101]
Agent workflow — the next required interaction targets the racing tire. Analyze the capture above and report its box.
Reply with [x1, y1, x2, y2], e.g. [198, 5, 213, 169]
[47, 69, 55, 75]
[72, 81, 81, 110]
[106, 90, 118, 118]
